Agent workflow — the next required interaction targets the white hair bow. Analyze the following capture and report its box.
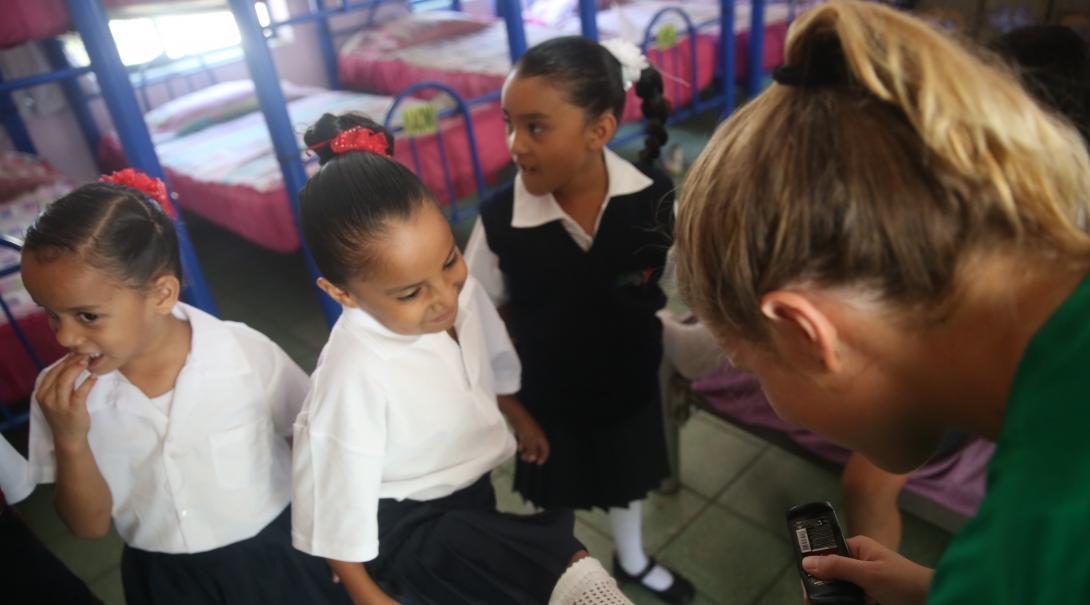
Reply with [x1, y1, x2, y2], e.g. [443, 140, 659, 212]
[600, 38, 649, 91]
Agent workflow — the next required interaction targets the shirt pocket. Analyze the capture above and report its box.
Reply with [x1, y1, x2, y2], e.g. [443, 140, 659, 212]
[208, 420, 273, 489]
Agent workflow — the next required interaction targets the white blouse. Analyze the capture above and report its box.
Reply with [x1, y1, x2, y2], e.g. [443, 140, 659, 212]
[29, 303, 309, 554]
[291, 276, 519, 563]
[1, 434, 34, 505]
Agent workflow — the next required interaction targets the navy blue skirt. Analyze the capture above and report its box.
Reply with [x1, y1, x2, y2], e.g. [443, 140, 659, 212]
[369, 473, 584, 605]
[121, 507, 350, 605]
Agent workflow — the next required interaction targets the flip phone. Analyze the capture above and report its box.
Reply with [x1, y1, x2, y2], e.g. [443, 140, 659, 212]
[787, 502, 866, 605]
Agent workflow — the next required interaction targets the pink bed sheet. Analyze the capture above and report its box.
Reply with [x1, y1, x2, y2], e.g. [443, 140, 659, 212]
[691, 364, 995, 519]
[338, 3, 787, 120]
[99, 89, 511, 253]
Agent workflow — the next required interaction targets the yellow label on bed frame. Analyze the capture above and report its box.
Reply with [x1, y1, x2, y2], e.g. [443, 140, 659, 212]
[656, 23, 679, 50]
[403, 104, 439, 138]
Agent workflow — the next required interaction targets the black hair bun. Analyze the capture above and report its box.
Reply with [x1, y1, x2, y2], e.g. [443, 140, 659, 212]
[304, 112, 395, 165]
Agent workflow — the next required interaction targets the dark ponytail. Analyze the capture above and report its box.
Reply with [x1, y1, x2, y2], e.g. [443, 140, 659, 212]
[634, 66, 669, 163]
[299, 112, 431, 285]
[514, 36, 671, 163]
[24, 183, 182, 287]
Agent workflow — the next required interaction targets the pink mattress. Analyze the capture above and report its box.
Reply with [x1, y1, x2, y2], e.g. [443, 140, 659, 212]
[692, 363, 995, 518]
[99, 88, 510, 253]
[337, 1, 788, 119]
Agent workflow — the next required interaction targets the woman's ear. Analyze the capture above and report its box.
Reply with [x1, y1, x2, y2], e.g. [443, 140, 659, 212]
[587, 112, 618, 151]
[149, 274, 182, 315]
[317, 277, 358, 309]
[760, 290, 843, 373]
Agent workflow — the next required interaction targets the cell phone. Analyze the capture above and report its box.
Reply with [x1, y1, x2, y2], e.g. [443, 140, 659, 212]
[786, 502, 866, 605]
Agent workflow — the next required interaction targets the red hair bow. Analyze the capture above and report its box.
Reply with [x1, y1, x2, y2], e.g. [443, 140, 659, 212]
[309, 127, 390, 157]
[99, 169, 177, 219]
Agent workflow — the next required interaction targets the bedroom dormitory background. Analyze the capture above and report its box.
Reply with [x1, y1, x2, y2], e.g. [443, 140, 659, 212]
[2, 0, 1087, 603]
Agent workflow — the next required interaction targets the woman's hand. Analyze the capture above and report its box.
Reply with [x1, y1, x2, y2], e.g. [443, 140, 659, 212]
[36, 354, 98, 451]
[802, 535, 933, 605]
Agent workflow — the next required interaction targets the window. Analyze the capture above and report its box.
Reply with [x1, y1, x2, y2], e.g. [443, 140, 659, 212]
[62, 1, 287, 69]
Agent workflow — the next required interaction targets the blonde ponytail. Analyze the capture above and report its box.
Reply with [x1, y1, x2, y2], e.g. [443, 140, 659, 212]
[675, 0, 1090, 341]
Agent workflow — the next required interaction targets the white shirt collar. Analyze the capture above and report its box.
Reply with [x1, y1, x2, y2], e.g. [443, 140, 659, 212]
[511, 148, 654, 229]
[88, 302, 251, 395]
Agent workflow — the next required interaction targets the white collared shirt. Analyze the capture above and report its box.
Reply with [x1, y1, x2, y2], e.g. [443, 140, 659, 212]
[291, 276, 519, 563]
[465, 148, 654, 306]
[1, 434, 34, 505]
[28, 303, 309, 554]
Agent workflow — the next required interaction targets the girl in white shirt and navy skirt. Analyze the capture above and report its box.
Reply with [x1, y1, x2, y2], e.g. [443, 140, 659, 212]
[290, 112, 636, 605]
[22, 173, 350, 605]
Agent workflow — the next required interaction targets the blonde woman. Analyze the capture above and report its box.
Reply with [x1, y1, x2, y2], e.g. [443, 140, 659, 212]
[674, 2, 1090, 604]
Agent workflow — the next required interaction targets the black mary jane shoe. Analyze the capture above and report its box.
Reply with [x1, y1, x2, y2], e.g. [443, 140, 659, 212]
[613, 554, 696, 604]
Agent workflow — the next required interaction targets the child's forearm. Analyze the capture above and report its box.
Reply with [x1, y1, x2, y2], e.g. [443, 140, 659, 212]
[328, 558, 399, 605]
[497, 393, 529, 422]
[53, 440, 112, 538]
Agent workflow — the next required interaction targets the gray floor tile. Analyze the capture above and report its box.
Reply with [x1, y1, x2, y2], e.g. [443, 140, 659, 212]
[899, 512, 952, 568]
[657, 505, 793, 604]
[752, 563, 804, 605]
[679, 413, 766, 499]
[88, 569, 125, 605]
[491, 470, 533, 515]
[576, 488, 709, 552]
[574, 519, 615, 564]
[48, 528, 125, 584]
[717, 447, 844, 538]
[14, 484, 68, 542]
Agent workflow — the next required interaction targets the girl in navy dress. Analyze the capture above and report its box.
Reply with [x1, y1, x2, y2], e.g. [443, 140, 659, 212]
[465, 36, 693, 603]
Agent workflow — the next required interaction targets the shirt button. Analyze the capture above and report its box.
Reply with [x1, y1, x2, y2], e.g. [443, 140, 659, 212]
[180, 509, 188, 518]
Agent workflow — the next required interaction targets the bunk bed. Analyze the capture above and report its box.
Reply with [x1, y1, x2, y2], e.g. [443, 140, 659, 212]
[333, 0, 795, 122]
[1, 0, 217, 430]
[95, 79, 509, 252]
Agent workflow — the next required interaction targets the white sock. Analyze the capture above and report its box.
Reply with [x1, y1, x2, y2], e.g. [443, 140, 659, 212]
[549, 557, 633, 604]
[609, 501, 673, 591]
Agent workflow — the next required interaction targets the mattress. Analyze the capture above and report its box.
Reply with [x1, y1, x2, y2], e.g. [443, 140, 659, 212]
[337, 1, 790, 119]
[99, 86, 510, 252]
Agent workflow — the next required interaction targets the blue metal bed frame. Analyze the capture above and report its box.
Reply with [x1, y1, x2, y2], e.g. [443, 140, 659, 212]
[228, 0, 512, 325]
[0, 0, 219, 431]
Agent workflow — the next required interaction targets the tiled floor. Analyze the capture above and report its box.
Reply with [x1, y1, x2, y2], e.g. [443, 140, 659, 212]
[5, 113, 953, 603]
[12, 412, 952, 605]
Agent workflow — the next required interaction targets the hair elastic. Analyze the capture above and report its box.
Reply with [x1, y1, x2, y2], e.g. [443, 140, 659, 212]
[307, 127, 390, 157]
[99, 169, 177, 219]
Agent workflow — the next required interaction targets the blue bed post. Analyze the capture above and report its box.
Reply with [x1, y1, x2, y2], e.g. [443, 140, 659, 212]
[228, 0, 341, 326]
[41, 38, 102, 170]
[0, 74, 36, 155]
[499, 0, 527, 61]
[578, 0, 599, 41]
[65, 0, 218, 316]
[745, 0, 766, 99]
[720, 0, 737, 116]
[308, 0, 340, 90]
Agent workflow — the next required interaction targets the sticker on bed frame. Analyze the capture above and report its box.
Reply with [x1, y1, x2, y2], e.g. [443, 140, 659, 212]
[656, 23, 679, 50]
[404, 103, 439, 138]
